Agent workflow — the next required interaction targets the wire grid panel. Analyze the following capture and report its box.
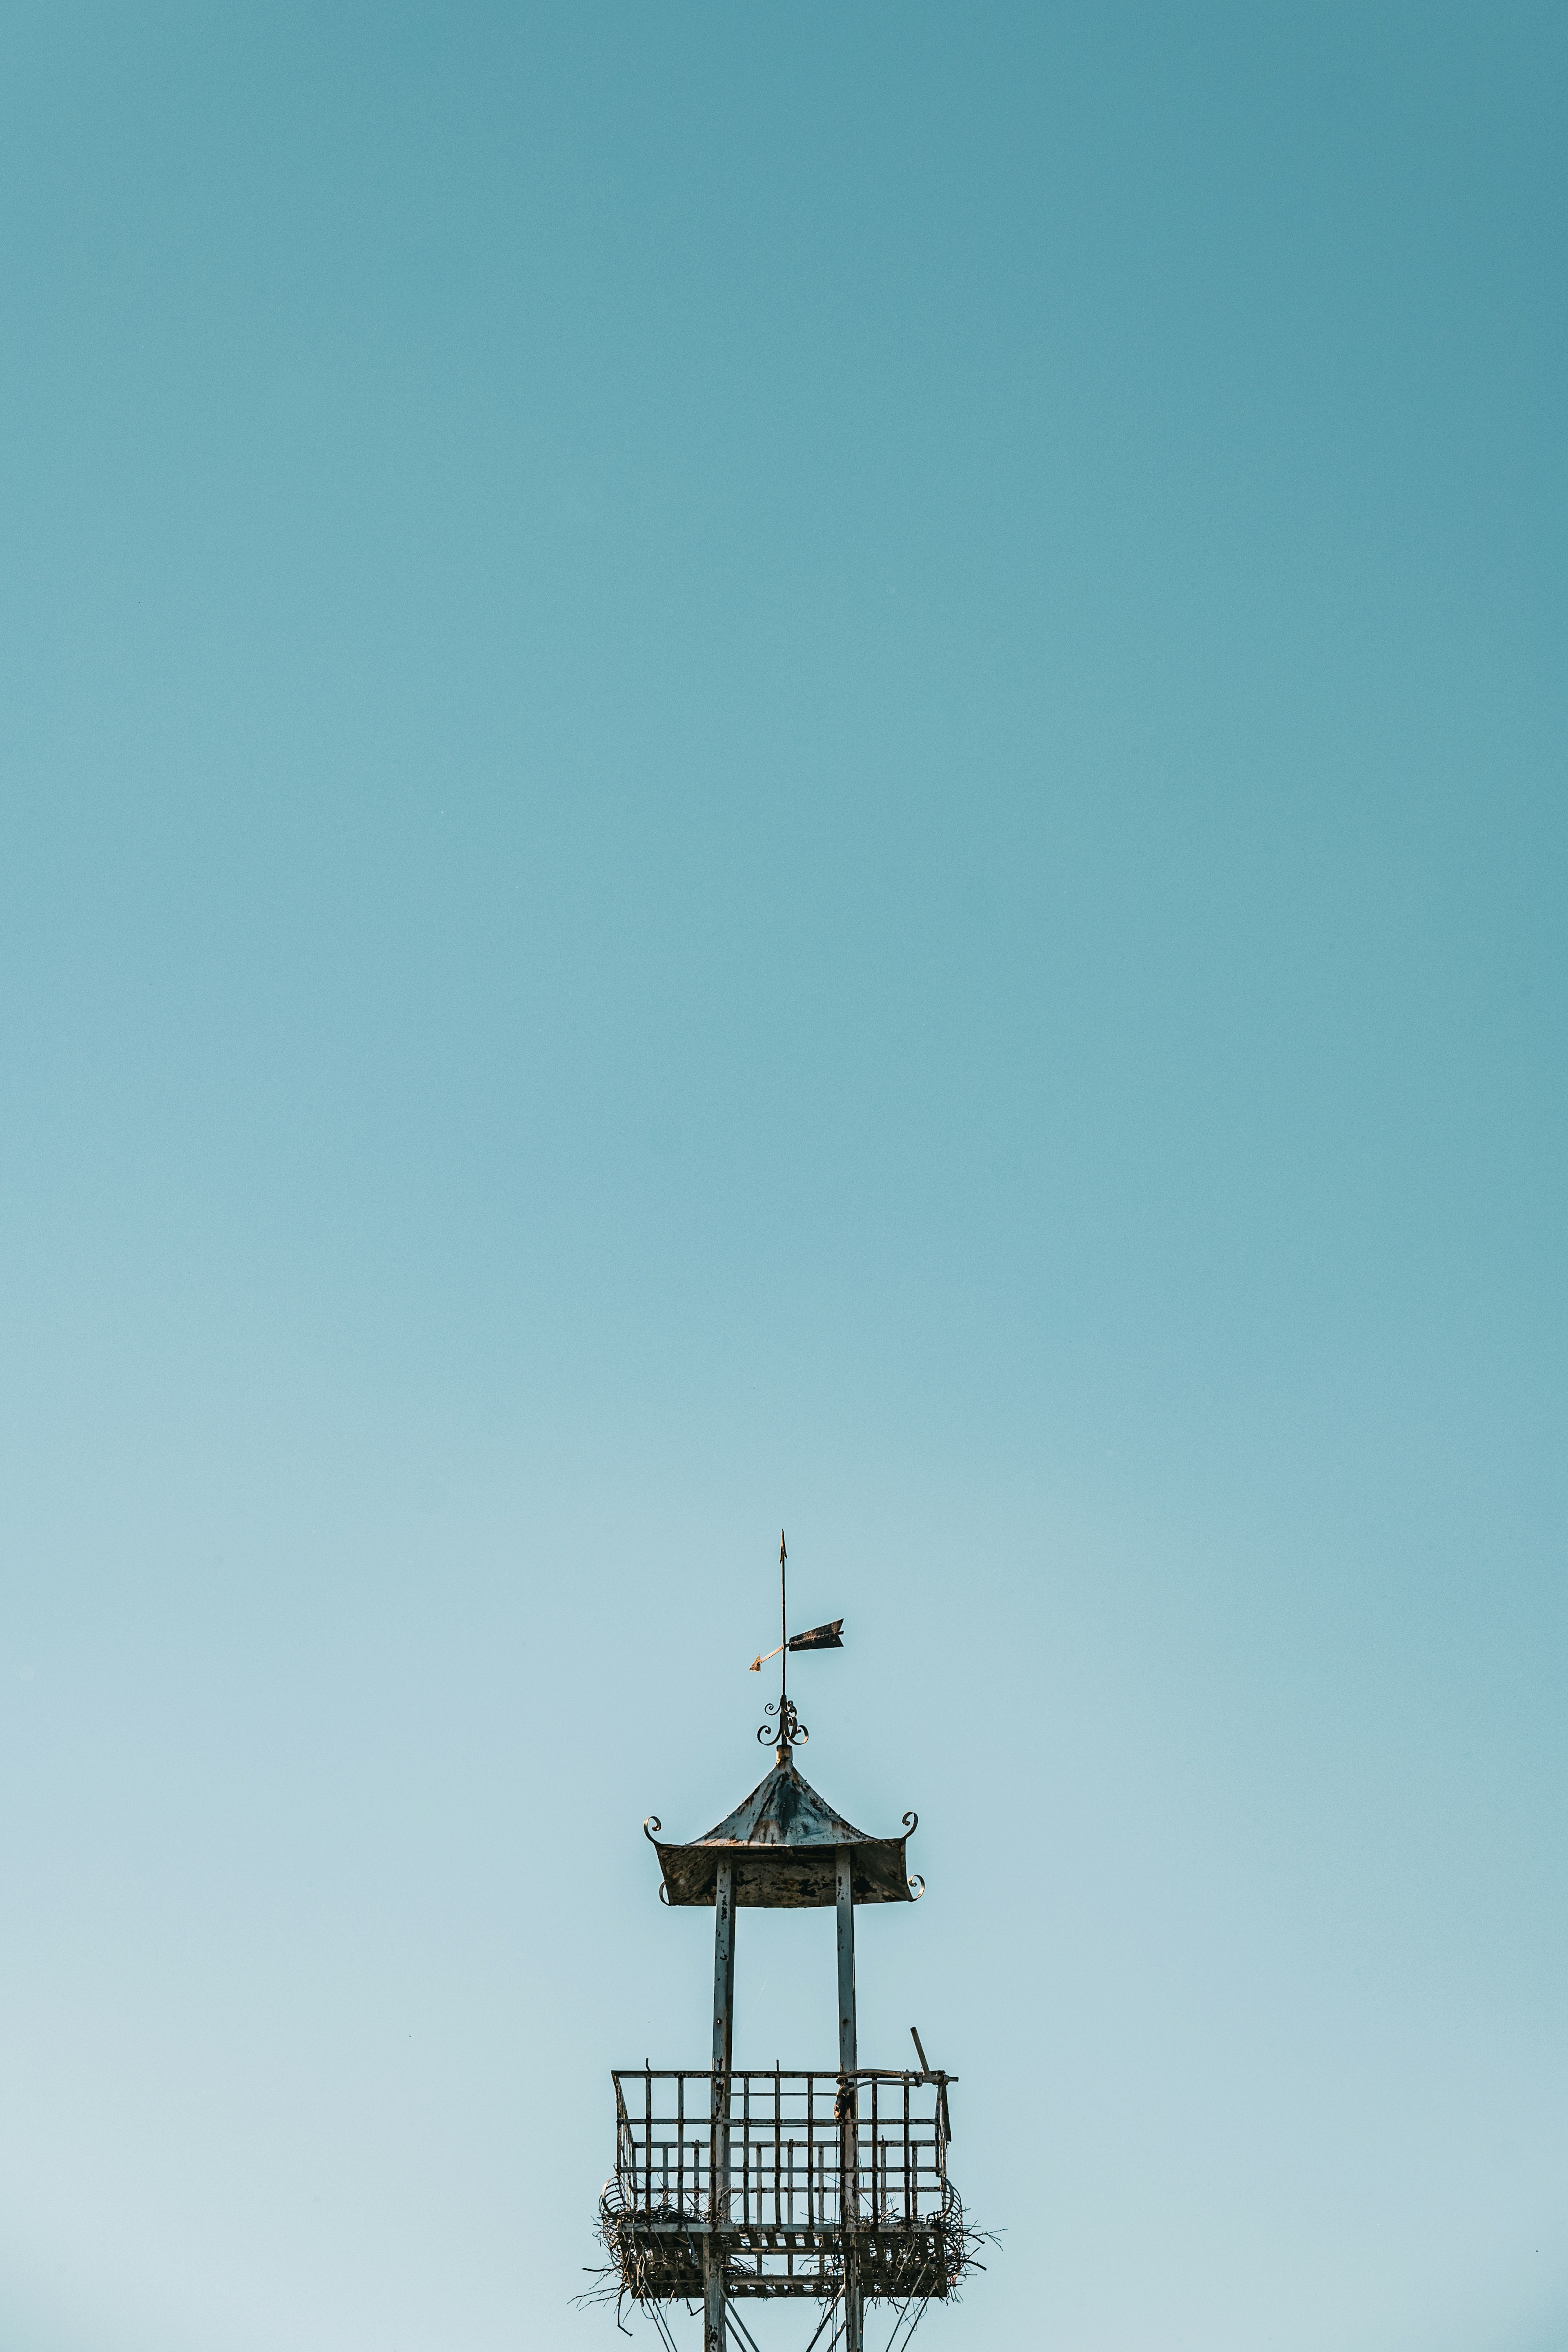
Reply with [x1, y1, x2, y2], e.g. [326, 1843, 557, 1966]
[612, 2071, 949, 2226]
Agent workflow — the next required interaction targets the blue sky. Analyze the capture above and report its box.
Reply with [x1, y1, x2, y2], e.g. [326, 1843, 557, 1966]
[0, 6, 1564, 2348]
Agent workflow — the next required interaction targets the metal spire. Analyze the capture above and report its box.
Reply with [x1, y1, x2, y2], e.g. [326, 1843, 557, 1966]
[779, 1529, 788, 1758]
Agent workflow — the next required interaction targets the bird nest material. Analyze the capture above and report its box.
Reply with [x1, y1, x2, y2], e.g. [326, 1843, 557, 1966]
[578, 2181, 991, 2333]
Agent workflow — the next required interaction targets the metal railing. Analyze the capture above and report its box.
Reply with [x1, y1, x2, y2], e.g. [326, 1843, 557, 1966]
[612, 2069, 952, 2230]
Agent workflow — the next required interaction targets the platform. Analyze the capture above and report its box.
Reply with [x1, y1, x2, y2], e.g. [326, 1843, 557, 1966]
[600, 2067, 965, 2306]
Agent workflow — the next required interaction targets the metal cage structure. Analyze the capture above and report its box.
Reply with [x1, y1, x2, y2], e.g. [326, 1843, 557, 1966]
[602, 2066, 962, 2307]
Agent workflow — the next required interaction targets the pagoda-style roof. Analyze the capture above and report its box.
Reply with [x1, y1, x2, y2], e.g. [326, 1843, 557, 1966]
[649, 1755, 918, 1908]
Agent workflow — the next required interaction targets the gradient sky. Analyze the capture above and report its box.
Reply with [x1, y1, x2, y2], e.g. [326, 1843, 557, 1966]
[0, 7, 1565, 2350]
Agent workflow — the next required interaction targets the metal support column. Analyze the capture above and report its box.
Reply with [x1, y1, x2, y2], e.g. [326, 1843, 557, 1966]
[703, 2234, 725, 2352]
[835, 1847, 862, 2352]
[713, 1855, 737, 2078]
[707, 1858, 736, 2352]
[836, 1844, 857, 2074]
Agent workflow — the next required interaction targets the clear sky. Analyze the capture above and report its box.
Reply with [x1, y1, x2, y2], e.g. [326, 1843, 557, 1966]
[0, 7, 1564, 2349]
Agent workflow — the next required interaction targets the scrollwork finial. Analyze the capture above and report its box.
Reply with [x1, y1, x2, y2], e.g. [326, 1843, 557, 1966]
[757, 1694, 808, 1752]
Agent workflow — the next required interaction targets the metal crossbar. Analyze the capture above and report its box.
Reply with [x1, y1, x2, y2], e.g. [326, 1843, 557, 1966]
[647, 2303, 682, 2352]
[725, 2305, 765, 2352]
[803, 2294, 844, 2352]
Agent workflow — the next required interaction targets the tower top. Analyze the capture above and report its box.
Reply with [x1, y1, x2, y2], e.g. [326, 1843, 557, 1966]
[640, 1529, 924, 1906]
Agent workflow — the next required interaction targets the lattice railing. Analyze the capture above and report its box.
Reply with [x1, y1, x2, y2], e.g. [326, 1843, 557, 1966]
[612, 2069, 951, 2229]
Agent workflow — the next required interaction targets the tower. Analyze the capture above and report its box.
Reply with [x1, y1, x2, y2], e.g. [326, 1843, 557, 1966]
[593, 1541, 976, 2351]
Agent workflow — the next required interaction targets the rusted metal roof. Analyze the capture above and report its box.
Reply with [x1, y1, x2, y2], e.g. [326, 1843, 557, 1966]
[647, 1756, 919, 1908]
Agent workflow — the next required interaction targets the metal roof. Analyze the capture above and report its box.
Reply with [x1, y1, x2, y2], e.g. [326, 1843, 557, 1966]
[647, 1755, 920, 1908]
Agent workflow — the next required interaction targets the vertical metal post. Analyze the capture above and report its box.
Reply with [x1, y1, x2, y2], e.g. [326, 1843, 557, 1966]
[775, 1530, 792, 1768]
[807, 2073, 816, 2224]
[703, 2235, 726, 2352]
[836, 1848, 857, 2074]
[707, 1859, 735, 2352]
[844, 2252, 864, 2352]
[713, 1859, 736, 2080]
[835, 1847, 862, 2352]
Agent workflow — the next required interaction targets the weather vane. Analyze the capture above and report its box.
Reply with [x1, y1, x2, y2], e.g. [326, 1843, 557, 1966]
[749, 1529, 844, 1760]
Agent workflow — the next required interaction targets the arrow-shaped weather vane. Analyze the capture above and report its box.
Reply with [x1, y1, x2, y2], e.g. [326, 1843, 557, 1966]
[751, 1531, 843, 1760]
